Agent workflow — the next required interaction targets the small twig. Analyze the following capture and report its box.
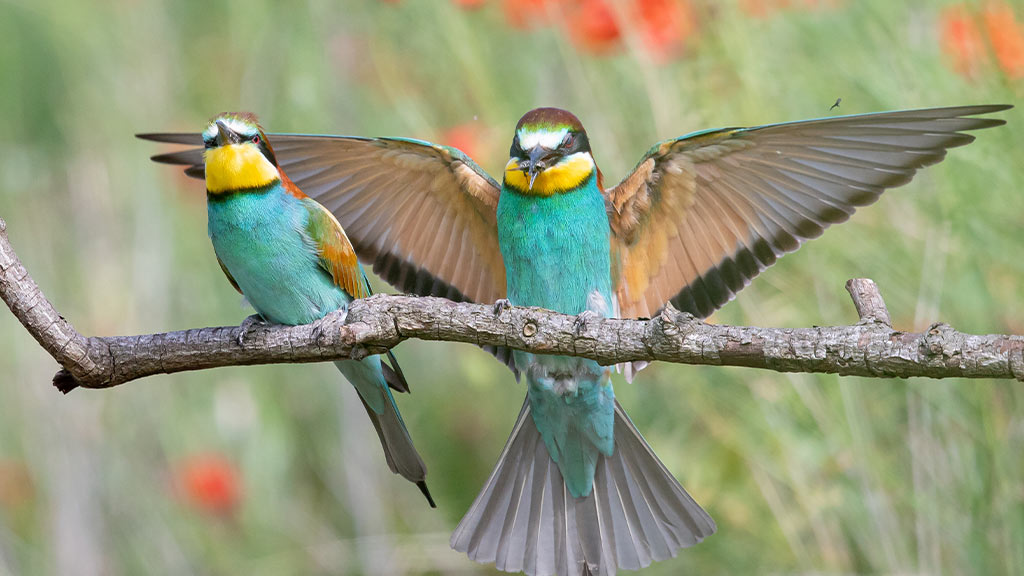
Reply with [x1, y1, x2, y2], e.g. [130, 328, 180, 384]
[846, 278, 892, 326]
[2, 216, 1024, 391]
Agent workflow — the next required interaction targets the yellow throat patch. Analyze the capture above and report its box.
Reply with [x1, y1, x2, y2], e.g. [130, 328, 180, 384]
[204, 143, 279, 194]
[504, 153, 594, 196]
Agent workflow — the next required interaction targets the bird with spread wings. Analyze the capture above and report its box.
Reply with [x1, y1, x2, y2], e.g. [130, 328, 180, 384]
[141, 105, 1010, 327]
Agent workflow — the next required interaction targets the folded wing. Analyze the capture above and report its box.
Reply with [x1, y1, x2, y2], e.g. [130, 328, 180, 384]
[301, 198, 372, 301]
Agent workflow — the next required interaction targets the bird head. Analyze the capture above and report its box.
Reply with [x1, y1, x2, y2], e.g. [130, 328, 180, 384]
[504, 107, 599, 196]
[202, 112, 281, 194]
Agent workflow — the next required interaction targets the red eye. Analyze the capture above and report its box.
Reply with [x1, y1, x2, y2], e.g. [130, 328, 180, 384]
[251, 135, 260, 144]
[562, 133, 575, 148]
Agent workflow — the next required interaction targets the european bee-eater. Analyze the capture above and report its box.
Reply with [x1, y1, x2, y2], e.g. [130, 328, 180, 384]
[164, 112, 433, 507]
[142, 104, 1010, 575]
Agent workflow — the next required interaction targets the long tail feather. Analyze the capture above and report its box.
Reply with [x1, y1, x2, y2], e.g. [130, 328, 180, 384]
[336, 360, 434, 507]
[452, 399, 714, 575]
[355, 394, 435, 507]
[382, 350, 410, 393]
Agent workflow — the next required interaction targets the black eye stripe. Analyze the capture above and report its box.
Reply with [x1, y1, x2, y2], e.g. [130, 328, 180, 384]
[571, 131, 589, 154]
[510, 134, 524, 158]
[258, 139, 278, 166]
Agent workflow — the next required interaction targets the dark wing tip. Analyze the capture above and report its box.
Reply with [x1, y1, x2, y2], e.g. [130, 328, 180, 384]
[136, 132, 203, 145]
[150, 150, 201, 165]
[888, 103, 1013, 117]
[962, 118, 1008, 130]
[145, 147, 206, 180]
[974, 103, 1014, 113]
[417, 480, 437, 508]
[934, 103, 1013, 117]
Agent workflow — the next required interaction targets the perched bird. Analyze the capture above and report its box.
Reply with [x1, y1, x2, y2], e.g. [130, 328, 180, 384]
[153, 112, 434, 507]
[141, 104, 1011, 575]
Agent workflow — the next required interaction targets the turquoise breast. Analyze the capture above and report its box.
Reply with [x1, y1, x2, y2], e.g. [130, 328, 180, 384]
[207, 185, 351, 326]
[496, 178, 612, 316]
[496, 176, 616, 497]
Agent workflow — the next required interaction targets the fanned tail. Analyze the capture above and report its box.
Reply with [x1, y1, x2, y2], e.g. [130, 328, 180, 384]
[335, 359, 434, 507]
[451, 400, 714, 575]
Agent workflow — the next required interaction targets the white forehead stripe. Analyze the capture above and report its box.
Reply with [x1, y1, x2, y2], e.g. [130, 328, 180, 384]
[203, 117, 259, 141]
[517, 126, 569, 150]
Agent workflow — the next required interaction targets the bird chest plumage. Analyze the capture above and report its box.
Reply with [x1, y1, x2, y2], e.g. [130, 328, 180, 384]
[496, 177, 613, 317]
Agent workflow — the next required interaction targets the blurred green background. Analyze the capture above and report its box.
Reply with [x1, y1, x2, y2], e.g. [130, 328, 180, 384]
[1, 0, 1022, 574]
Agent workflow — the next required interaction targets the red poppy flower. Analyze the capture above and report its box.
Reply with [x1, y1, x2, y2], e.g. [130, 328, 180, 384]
[637, 0, 697, 60]
[174, 454, 241, 516]
[983, 2, 1024, 79]
[441, 123, 483, 162]
[940, 5, 987, 79]
[503, 0, 562, 29]
[568, 0, 622, 54]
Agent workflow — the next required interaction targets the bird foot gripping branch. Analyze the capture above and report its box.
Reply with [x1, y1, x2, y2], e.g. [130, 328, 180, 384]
[235, 314, 267, 347]
[308, 304, 349, 347]
[492, 298, 511, 317]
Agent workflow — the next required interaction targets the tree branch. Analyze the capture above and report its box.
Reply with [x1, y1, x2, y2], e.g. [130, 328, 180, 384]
[2, 216, 1023, 392]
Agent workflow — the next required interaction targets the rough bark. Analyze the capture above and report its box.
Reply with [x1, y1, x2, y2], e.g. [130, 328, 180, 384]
[2, 217, 1023, 392]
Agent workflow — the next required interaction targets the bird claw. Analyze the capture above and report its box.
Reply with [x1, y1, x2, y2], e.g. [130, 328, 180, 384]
[574, 310, 598, 335]
[237, 314, 267, 346]
[493, 298, 511, 317]
[312, 304, 349, 343]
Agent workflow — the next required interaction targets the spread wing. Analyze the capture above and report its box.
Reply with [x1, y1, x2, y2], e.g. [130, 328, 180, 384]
[140, 131, 518, 375]
[605, 105, 1011, 319]
[302, 198, 371, 300]
[139, 133, 506, 305]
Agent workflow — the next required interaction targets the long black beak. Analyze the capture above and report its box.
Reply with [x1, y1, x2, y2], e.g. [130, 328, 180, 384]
[215, 121, 242, 147]
[521, 145, 561, 190]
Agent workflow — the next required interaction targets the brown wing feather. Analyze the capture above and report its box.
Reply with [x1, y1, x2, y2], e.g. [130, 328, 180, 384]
[272, 137, 506, 306]
[141, 134, 506, 305]
[302, 198, 371, 300]
[607, 105, 1011, 319]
